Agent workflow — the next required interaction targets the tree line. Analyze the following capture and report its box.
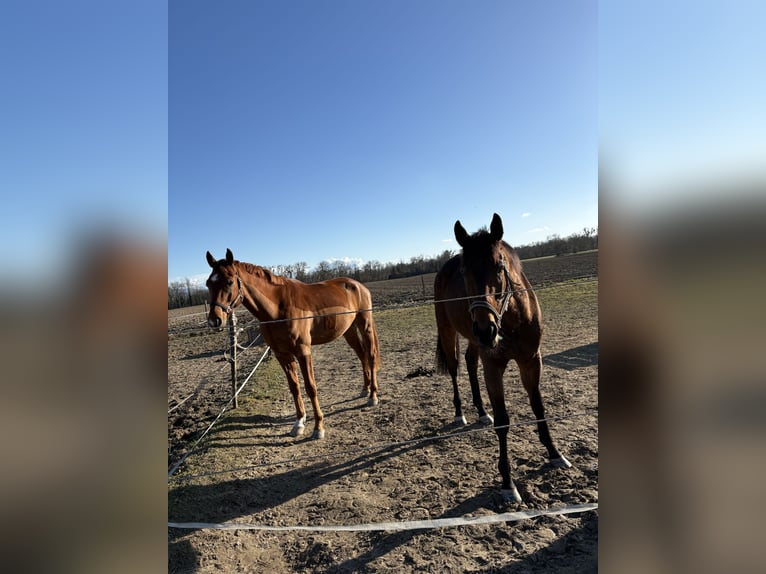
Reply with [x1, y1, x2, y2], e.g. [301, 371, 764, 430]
[168, 227, 597, 309]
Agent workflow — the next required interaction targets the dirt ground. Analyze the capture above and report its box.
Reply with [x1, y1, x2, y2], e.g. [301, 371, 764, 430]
[168, 251, 598, 573]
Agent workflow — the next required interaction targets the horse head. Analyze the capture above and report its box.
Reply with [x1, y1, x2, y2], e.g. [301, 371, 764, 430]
[205, 248, 243, 329]
[454, 213, 513, 349]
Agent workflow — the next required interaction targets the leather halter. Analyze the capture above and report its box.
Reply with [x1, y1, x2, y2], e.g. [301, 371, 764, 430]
[467, 254, 514, 324]
[211, 274, 244, 314]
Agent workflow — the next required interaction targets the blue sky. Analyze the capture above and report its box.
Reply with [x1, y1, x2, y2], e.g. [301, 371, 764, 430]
[169, 0, 598, 282]
[1, 1, 167, 284]
[600, 0, 766, 209]
[5, 1, 762, 288]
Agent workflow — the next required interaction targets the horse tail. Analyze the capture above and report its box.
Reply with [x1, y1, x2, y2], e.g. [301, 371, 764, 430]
[367, 312, 381, 372]
[435, 336, 450, 375]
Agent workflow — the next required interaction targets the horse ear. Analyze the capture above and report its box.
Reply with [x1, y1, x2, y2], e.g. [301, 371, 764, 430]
[490, 213, 503, 241]
[454, 221, 469, 248]
[206, 251, 216, 268]
[225, 248, 234, 264]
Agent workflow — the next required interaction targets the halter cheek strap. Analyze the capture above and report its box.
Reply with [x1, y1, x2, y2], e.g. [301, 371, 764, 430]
[468, 255, 514, 324]
[212, 275, 243, 314]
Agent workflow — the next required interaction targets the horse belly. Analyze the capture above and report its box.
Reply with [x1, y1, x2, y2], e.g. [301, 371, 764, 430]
[310, 311, 355, 344]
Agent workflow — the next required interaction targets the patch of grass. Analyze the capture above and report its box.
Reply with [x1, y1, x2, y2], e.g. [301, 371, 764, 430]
[375, 304, 435, 333]
[235, 353, 287, 413]
[536, 279, 598, 321]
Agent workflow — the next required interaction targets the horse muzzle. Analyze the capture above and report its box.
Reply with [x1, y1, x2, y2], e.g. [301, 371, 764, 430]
[208, 299, 237, 330]
[470, 300, 501, 348]
[473, 320, 499, 348]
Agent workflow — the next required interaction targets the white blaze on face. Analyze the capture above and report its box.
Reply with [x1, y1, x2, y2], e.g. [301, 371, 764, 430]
[209, 273, 218, 283]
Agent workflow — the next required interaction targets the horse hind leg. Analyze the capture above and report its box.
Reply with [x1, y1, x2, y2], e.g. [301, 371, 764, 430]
[518, 354, 572, 469]
[344, 323, 378, 406]
[436, 332, 466, 425]
[465, 343, 493, 425]
[360, 311, 381, 406]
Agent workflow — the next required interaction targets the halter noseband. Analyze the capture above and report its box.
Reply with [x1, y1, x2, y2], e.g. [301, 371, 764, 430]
[467, 254, 514, 324]
[212, 274, 244, 314]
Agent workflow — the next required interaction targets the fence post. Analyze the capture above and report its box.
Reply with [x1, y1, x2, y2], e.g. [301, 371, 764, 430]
[228, 312, 239, 408]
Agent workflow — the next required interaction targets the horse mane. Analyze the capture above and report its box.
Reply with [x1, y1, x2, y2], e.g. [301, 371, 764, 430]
[235, 261, 288, 286]
[502, 242, 521, 268]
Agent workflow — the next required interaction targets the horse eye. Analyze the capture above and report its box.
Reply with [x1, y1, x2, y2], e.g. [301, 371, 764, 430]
[226, 280, 233, 286]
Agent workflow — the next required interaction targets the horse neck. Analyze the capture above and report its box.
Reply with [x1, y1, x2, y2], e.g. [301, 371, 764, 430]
[499, 247, 540, 324]
[235, 264, 282, 321]
[506, 267, 540, 325]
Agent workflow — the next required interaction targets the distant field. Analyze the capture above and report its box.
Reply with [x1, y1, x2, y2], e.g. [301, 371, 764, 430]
[365, 250, 598, 307]
[168, 250, 597, 316]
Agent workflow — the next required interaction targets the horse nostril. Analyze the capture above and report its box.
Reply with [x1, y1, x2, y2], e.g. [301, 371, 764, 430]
[473, 321, 498, 348]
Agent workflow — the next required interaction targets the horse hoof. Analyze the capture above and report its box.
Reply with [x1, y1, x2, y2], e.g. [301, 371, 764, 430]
[550, 455, 572, 469]
[501, 487, 522, 504]
[290, 424, 305, 437]
[479, 414, 494, 425]
[312, 429, 325, 440]
[367, 396, 379, 407]
[454, 415, 468, 426]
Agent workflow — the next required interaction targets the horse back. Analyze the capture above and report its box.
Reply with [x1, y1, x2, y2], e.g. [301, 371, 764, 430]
[285, 277, 371, 312]
[275, 277, 373, 346]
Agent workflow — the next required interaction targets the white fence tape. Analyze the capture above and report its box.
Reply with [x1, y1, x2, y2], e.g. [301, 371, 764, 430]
[168, 502, 597, 532]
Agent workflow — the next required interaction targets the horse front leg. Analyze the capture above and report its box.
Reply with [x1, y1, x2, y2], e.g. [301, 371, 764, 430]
[483, 363, 520, 503]
[466, 343, 493, 425]
[297, 348, 325, 439]
[518, 353, 571, 469]
[276, 353, 306, 436]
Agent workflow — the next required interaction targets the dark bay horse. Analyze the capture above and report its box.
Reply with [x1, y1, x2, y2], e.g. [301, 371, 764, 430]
[206, 249, 381, 439]
[434, 214, 571, 502]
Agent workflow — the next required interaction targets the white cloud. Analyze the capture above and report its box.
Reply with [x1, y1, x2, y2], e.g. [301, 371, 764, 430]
[527, 226, 550, 234]
[322, 257, 365, 269]
[169, 272, 209, 287]
[521, 212, 531, 218]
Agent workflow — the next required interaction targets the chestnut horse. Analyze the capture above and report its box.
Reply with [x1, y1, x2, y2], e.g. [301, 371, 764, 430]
[434, 214, 571, 502]
[206, 249, 380, 439]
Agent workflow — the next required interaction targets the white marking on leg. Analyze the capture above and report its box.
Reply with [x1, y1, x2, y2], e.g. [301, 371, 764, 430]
[501, 487, 522, 504]
[550, 455, 572, 469]
[290, 416, 306, 437]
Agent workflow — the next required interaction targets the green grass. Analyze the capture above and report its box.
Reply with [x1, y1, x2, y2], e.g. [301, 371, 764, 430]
[375, 303, 435, 332]
[239, 353, 287, 408]
[536, 279, 598, 322]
